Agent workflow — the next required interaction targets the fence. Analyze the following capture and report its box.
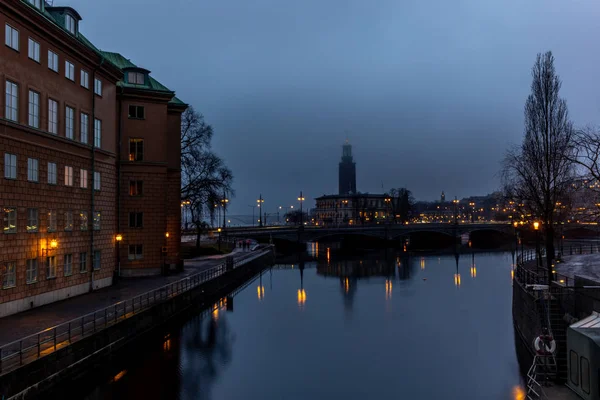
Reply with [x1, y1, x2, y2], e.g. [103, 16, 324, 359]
[0, 248, 271, 375]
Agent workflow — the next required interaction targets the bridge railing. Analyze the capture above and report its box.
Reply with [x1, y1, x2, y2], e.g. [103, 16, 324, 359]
[0, 247, 272, 376]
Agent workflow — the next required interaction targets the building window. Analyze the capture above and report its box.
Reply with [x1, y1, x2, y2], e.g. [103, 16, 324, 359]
[80, 113, 89, 144]
[48, 50, 59, 72]
[48, 162, 57, 184]
[64, 254, 73, 276]
[80, 70, 89, 89]
[47, 209, 57, 232]
[93, 250, 101, 270]
[80, 211, 88, 230]
[46, 256, 56, 279]
[129, 180, 143, 196]
[129, 212, 143, 228]
[5, 24, 19, 51]
[128, 245, 143, 260]
[28, 90, 40, 128]
[65, 14, 76, 34]
[64, 210, 73, 231]
[79, 252, 87, 273]
[128, 105, 145, 119]
[27, 0, 42, 9]
[28, 38, 40, 62]
[2, 261, 16, 289]
[5, 80, 18, 122]
[80, 169, 88, 188]
[94, 118, 102, 148]
[129, 139, 144, 161]
[94, 78, 102, 96]
[127, 72, 145, 85]
[27, 208, 38, 232]
[65, 106, 74, 139]
[4, 153, 17, 179]
[94, 171, 101, 191]
[3, 207, 16, 234]
[27, 158, 38, 182]
[65, 61, 75, 81]
[26, 259, 37, 284]
[64, 166, 73, 186]
[93, 211, 101, 230]
[48, 99, 58, 134]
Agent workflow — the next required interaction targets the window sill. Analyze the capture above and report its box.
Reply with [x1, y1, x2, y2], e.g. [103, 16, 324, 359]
[64, 273, 72, 277]
[26, 281, 38, 285]
[79, 270, 87, 274]
[4, 177, 17, 180]
[2, 285, 16, 290]
[46, 276, 57, 280]
[128, 117, 146, 120]
[5, 45, 19, 53]
[28, 57, 41, 64]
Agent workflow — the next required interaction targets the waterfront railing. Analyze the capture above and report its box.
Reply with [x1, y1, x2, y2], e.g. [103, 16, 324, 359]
[0, 248, 271, 375]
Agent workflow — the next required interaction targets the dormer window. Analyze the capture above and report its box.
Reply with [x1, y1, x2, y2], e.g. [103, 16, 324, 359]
[128, 72, 145, 85]
[65, 14, 76, 35]
[27, 0, 42, 9]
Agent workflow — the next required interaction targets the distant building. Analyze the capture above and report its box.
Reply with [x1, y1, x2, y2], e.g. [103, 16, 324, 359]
[441, 191, 445, 203]
[315, 142, 389, 225]
[338, 140, 356, 195]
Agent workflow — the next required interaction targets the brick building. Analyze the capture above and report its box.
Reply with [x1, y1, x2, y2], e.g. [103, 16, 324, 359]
[0, 0, 186, 317]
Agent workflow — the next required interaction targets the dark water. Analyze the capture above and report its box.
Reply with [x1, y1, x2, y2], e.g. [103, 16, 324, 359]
[80, 250, 526, 400]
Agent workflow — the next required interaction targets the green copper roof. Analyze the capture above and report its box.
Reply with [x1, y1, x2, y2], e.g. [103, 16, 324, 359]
[169, 96, 188, 106]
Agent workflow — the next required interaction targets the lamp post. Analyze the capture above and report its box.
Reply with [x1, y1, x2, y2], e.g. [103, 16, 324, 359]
[221, 193, 229, 230]
[534, 221, 540, 270]
[513, 221, 518, 262]
[384, 197, 392, 224]
[452, 197, 459, 225]
[257, 194, 264, 227]
[116, 234, 122, 277]
[469, 202, 475, 223]
[298, 191, 305, 226]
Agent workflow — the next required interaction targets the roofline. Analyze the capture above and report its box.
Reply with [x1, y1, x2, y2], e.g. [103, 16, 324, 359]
[45, 6, 83, 21]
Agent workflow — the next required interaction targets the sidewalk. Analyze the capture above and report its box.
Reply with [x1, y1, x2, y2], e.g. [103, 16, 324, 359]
[0, 249, 250, 347]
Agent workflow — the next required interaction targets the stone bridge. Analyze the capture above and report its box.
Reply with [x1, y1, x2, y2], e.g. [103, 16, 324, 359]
[221, 223, 598, 244]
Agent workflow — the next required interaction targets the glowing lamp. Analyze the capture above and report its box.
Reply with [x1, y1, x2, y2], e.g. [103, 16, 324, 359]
[533, 222, 540, 230]
[165, 232, 170, 238]
[50, 239, 58, 249]
[116, 234, 123, 242]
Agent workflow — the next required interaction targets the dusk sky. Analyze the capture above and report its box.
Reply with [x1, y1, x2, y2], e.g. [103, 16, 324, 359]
[62, 0, 600, 215]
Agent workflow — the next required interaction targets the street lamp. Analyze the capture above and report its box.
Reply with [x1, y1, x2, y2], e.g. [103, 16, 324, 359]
[181, 200, 191, 230]
[115, 234, 123, 277]
[220, 193, 229, 230]
[298, 191, 305, 226]
[534, 221, 540, 269]
[257, 194, 264, 227]
[452, 197, 459, 224]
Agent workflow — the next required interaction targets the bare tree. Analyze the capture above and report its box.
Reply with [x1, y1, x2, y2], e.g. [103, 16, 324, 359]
[569, 126, 600, 221]
[388, 188, 414, 223]
[181, 107, 234, 249]
[502, 51, 575, 277]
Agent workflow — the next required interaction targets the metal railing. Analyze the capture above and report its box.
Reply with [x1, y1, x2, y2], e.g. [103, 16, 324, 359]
[0, 248, 271, 375]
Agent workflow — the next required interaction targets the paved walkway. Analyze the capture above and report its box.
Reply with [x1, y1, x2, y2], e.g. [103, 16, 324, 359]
[0, 249, 252, 347]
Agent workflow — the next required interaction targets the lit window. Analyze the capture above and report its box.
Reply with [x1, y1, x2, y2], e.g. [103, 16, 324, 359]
[27, 158, 38, 182]
[26, 259, 37, 284]
[94, 171, 101, 191]
[93, 210, 101, 230]
[129, 139, 144, 161]
[47, 210, 57, 232]
[64, 165, 73, 186]
[48, 50, 59, 72]
[129, 212, 143, 228]
[80, 211, 88, 230]
[128, 245, 143, 260]
[65, 106, 74, 139]
[5, 24, 19, 51]
[65, 14, 76, 35]
[47, 162, 57, 184]
[4, 153, 17, 179]
[80, 113, 89, 144]
[27, 0, 42, 9]
[65, 61, 75, 81]
[93, 250, 101, 270]
[64, 211, 73, 231]
[28, 38, 40, 62]
[2, 261, 16, 289]
[127, 72, 145, 85]
[5, 80, 18, 122]
[28, 90, 40, 128]
[94, 118, 102, 148]
[80, 70, 89, 89]
[48, 99, 58, 134]
[129, 180, 143, 196]
[3, 207, 16, 234]
[64, 254, 73, 276]
[80, 168, 87, 188]
[94, 78, 102, 96]
[79, 252, 87, 273]
[46, 256, 56, 279]
[27, 208, 38, 232]
[128, 105, 145, 119]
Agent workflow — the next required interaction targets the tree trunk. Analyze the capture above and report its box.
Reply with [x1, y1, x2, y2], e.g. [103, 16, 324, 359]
[545, 223, 555, 279]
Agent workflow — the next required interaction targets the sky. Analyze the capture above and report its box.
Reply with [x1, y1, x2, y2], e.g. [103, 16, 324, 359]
[60, 0, 600, 215]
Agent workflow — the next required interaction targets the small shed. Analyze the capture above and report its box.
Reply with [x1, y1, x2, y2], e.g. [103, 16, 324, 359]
[567, 311, 600, 399]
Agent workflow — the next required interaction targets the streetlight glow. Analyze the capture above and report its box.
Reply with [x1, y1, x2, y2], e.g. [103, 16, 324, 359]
[533, 221, 540, 230]
[116, 234, 123, 242]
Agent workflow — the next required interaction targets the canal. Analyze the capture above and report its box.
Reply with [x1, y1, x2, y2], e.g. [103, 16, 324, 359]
[64, 250, 525, 400]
